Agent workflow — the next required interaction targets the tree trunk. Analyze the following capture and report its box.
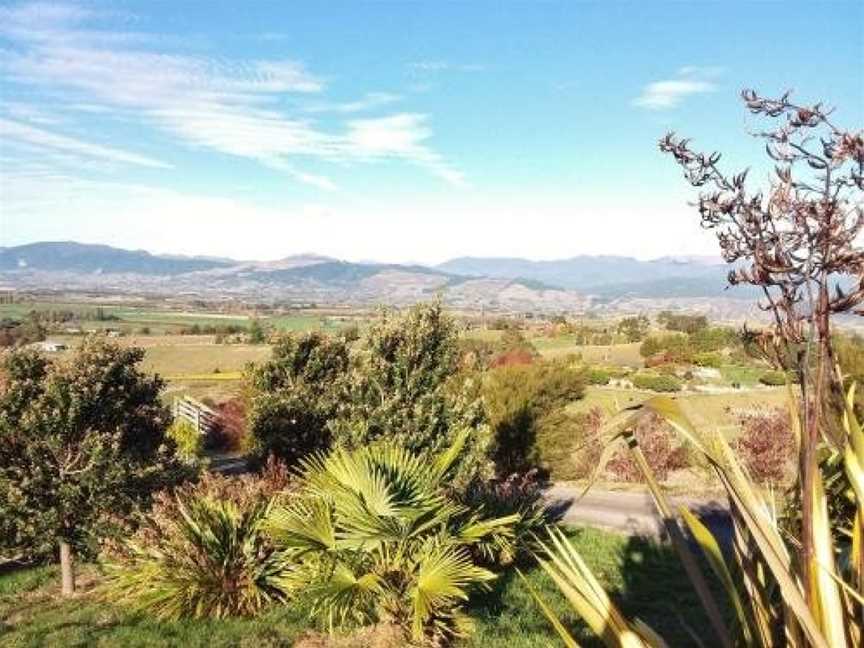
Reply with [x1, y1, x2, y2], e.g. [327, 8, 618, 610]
[59, 540, 75, 596]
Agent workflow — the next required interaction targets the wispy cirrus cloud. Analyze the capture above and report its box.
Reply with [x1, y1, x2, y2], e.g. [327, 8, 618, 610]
[633, 67, 721, 110]
[0, 117, 170, 168]
[303, 92, 401, 114]
[0, 2, 464, 189]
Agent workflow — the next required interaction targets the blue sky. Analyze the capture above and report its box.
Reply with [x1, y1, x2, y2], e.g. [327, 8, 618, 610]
[1, 1, 862, 263]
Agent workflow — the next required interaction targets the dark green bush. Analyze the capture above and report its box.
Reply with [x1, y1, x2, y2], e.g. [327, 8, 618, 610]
[632, 373, 682, 392]
[585, 367, 611, 385]
[248, 304, 493, 486]
[484, 360, 585, 475]
[246, 331, 350, 464]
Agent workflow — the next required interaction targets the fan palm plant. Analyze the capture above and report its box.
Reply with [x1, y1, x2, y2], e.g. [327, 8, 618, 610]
[263, 430, 519, 643]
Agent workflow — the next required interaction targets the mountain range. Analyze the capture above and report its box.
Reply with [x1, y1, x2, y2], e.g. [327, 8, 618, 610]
[0, 241, 752, 314]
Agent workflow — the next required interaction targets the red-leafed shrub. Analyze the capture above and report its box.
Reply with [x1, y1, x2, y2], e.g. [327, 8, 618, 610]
[210, 397, 247, 451]
[607, 412, 689, 482]
[490, 348, 535, 368]
[644, 352, 674, 368]
[571, 407, 604, 479]
[734, 407, 794, 484]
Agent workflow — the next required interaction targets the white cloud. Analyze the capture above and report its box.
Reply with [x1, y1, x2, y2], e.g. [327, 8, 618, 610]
[0, 2, 464, 188]
[304, 92, 401, 114]
[2, 100, 62, 124]
[0, 117, 170, 168]
[343, 113, 465, 185]
[633, 68, 720, 110]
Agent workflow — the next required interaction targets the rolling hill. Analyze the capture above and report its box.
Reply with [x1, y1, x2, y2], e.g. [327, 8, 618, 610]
[0, 242, 764, 313]
[436, 255, 735, 296]
[0, 242, 589, 312]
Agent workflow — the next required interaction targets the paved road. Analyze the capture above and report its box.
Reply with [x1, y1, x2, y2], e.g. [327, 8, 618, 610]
[207, 454, 731, 542]
[543, 484, 730, 540]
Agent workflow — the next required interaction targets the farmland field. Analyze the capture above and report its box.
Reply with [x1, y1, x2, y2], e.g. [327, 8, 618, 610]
[569, 385, 790, 436]
[134, 343, 270, 375]
[543, 340, 643, 366]
[0, 301, 355, 335]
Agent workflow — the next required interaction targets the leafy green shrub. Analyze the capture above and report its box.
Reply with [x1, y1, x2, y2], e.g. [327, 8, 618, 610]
[249, 304, 493, 486]
[263, 434, 516, 643]
[331, 303, 493, 486]
[758, 370, 788, 386]
[692, 351, 722, 368]
[690, 326, 739, 352]
[484, 360, 585, 475]
[639, 333, 690, 362]
[616, 315, 650, 342]
[657, 311, 708, 334]
[585, 367, 611, 385]
[167, 419, 203, 460]
[104, 494, 292, 619]
[247, 331, 350, 464]
[498, 328, 539, 356]
[632, 373, 682, 392]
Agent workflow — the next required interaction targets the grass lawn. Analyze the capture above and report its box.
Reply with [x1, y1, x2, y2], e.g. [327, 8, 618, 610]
[139, 342, 269, 403]
[461, 328, 504, 342]
[0, 528, 714, 647]
[718, 364, 766, 387]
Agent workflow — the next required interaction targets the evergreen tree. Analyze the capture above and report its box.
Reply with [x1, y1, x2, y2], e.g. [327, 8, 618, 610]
[0, 338, 180, 594]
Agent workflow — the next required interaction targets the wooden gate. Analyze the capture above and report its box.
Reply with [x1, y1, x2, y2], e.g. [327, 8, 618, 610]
[172, 396, 218, 437]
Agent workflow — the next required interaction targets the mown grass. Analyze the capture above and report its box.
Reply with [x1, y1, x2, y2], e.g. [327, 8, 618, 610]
[0, 564, 311, 647]
[0, 528, 712, 647]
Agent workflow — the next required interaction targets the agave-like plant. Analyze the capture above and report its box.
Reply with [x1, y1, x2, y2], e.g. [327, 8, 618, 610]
[104, 495, 294, 619]
[263, 430, 519, 643]
[524, 384, 864, 647]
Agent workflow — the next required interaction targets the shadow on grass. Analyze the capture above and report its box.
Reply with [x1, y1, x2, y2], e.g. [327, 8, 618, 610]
[465, 527, 726, 647]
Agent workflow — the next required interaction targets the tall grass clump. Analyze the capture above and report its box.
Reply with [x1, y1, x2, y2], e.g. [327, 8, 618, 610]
[102, 463, 294, 619]
[166, 418, 203, 460]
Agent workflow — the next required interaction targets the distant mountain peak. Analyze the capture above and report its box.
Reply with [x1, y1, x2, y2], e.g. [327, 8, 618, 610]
[0, 241, 747, 307]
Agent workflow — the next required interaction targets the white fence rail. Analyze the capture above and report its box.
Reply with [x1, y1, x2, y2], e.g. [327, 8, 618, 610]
[173, 396, 218, 437]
